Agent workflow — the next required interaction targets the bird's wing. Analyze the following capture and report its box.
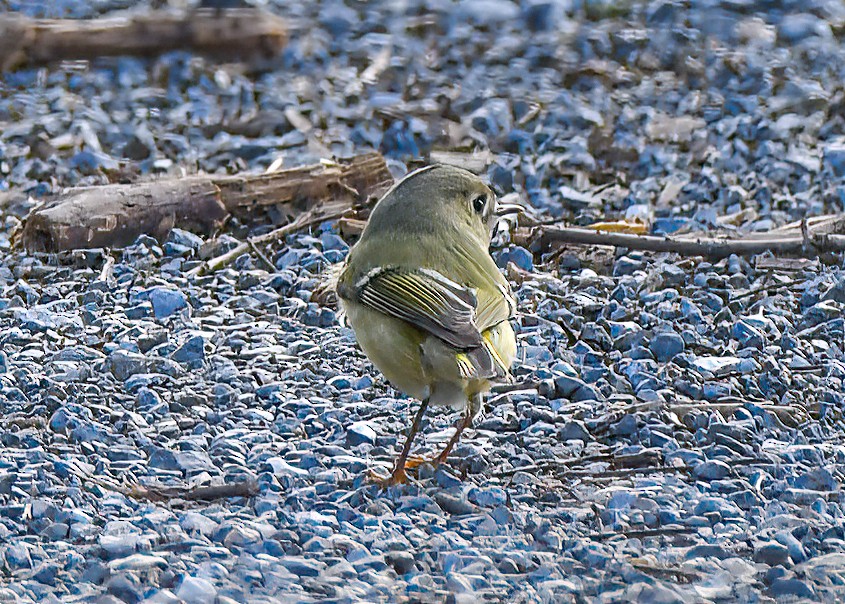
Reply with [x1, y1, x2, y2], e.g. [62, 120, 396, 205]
[351, 266, 485, 351]
[474, 274, 517, 332]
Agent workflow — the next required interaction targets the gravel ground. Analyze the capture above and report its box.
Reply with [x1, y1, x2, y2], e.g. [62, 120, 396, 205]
[2, 0, 845, 602]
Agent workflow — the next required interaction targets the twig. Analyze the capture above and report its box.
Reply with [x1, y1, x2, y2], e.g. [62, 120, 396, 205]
[670, 402, 809, 425]
[493, 452, 671, 478]
[126, 478, 259, 502]
[629, 560, 703, 583]
[527, 226, 845, 259]
[98, 255, 115, 282]
[569, 465, 690, 480]
[729, 278, 801, 302]
[64, 461, 259, 503]
[590, 526, 698, 541]
[247, 239, 276, 272]
[188, 208, 349, 276]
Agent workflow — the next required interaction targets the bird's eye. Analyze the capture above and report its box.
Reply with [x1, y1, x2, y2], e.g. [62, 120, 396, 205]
[472, 195, 487, 213]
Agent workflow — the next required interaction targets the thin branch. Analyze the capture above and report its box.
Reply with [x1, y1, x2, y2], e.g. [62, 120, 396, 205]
[590, 526, 698, 541]
[525, 226, 845, 259]
[188, 208, 349, 276]
[247, 239, 276, 272]
[125, 478, 259, 502]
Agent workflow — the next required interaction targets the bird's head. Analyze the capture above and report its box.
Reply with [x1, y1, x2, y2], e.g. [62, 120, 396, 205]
[367, 164, 519, 245]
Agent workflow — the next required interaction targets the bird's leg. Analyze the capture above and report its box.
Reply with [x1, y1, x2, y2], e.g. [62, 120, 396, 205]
[431, 393, 481, 467]
[374, 396, 430, 487]
[431, 409, 473, 466]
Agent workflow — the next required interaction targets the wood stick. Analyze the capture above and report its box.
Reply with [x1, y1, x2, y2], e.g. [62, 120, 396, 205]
[19, 153, 392, 252]
[0, 8, 287, 71]
[126, 478, 259, 502]
[520, 225, 845, 259]
[590, 526, 698, 541]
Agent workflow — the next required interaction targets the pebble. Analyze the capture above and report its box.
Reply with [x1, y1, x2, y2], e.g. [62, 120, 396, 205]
[346, 421, 377, 447]
[175, 576, 217, 604]
[649, 330, 685, 362]
[754, 542, 791, 567]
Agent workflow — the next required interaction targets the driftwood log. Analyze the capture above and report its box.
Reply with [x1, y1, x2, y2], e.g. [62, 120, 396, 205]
[0, 8, 287, 71]
[19, 153, 393, 252]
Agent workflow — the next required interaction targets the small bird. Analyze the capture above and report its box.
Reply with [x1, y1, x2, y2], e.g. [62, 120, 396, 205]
[334, 164, 519, 486]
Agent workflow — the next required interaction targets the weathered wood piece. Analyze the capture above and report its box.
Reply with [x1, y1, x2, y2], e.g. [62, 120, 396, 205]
[19, 153, 393, 252]
[0, 8, 287, 71]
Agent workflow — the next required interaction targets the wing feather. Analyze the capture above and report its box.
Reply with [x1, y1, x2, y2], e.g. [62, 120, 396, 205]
[354, 267, 484, 350]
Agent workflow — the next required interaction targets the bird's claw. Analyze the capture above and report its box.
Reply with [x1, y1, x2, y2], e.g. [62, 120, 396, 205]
[368, 467, 409, 488]
[403, 455, 436, 470]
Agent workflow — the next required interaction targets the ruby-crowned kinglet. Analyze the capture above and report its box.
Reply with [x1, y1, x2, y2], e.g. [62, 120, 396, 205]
[334, 164, 518, 485]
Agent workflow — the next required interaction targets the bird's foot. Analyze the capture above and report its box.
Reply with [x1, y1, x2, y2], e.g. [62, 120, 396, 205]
[368, 466, 409, 488]
[403, 455, 437, 470]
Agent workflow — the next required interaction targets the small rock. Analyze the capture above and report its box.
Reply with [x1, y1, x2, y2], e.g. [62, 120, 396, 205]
[649, 331, 685, 362]
[346, 421, 377, 447]
[754, 542, 790, 567]
[385, 551, 417, 575]
[176, 576, 217, 604]
[434, 493, 476, 516]
[768, 578, 815, 599]
[145, 287, 188, 319]
[278, 556, 325, 577]
[171, 335, 205, 365]
[559, 420, 590, 442]
[693, 460, 731, 481]
[496, 246, 533, 272]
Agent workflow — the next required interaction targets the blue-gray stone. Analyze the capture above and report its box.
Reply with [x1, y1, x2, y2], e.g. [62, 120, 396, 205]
[385, 551, 417, 575]
[775, 530, 807, 564]
[825, 144, 845, 177]
[434, 492, 476, 515]
[693, 460, 731, 481]
[320, 232, 348, 252]
[732, 320, 764, 349]
[685, 544, 732, 560]
[4, 543, 32, 569]
[167, 228, 203, 250]
[754, 542, 790, 567]
[171, 335, 205, 365]
[176, 576, 217, 604]
[275, 248, 307, 270]
[768, 578, 814, 599]
[346, 421, 377, 447]
[778, 13, 831, 44]
[496, 246, 533, 271]
[109, 350, 148, 381]
[468, 487, 507, 507]
[693, 497, 742, 519]
[554, 375, 601, 402]
[278, 556, 325, 577]
[649, 331, 685, 362]
[145, 287, 188, 318]
[559, 420, 590, 442]
[794, 468, 839, 491]
[148, 448, 212, 473]
[435, 467, 463, 489]
[32, 562, 60, 586]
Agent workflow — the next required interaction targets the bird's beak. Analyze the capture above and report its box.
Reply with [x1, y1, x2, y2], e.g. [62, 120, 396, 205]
[495, 203, 524, 217]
